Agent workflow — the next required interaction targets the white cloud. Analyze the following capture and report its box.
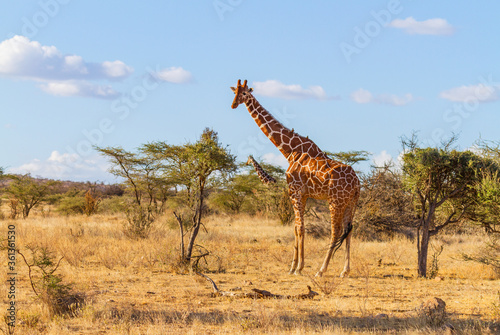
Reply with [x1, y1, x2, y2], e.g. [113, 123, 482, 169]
[0, 35, 132, 98]
[351, 88, 413, 106]
[252, 80, 332, 100]
[389, 17, 454, 35]
[350, 88, 373, 104]
[8, 151, 115, 182]
[372, 150, 393, 167]
[153, 66, 193, 84]
[101, 60, 134, 79]
[262, 152, 288, 168]
[0, 35, 133, 80]
[39, 80, 120, 99]
[439, 84, 499, 103]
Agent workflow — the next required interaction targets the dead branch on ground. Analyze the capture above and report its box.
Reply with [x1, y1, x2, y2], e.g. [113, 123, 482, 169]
[195, 272, 318, 299]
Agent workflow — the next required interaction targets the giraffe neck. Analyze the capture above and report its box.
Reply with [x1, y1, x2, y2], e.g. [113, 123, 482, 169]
[245, 95, 294, 159]
[249, 157, 276, 184]
[245, 95, 328, 162]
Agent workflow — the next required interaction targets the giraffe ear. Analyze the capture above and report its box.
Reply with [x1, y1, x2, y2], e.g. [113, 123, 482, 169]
[248, 88, 253, 93]
[230, 87, 236, 92]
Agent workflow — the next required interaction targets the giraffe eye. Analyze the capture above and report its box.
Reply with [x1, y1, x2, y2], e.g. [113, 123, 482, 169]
[242, 92, 246, 96]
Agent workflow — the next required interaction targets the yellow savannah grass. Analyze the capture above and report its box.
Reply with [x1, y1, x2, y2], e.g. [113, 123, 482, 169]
[1, 211, 498, 334]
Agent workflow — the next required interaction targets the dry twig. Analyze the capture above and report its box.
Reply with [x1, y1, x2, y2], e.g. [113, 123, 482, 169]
[195, 272, 318, 299]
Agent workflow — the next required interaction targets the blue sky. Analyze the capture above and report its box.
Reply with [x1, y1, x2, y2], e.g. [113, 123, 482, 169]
[1, 1, 499, 182]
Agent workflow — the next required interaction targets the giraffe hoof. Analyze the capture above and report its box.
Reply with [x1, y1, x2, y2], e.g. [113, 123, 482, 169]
[340, 271, 349, 278]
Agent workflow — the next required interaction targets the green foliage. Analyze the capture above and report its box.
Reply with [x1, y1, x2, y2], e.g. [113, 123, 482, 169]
[475, 139, 500, 164]
[245, 159, 292, 220]
[274, 187, 294, 225]
[143, 128, 237, 263]
[209, 172, 258, 214]
[18, 245, 84, 318]
[401, 135, 499, 277]
[468, 169, 500, 234]
[57, 195, 86, 215]
[324, 150, 370, 166]
[4, 174, 57, 218]
[98, 196, 127, 214]
[402, 148, 495, 197]
[95, 146, 169, 210]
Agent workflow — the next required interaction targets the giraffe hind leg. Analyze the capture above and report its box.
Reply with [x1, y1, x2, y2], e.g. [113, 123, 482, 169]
[340, 199, 357, 277]
[340, 223, 353, 278]
[316, 204, 353, 277]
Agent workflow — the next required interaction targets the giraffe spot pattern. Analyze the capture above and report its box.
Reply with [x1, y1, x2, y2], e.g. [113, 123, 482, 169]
[231, 79, 360, 277]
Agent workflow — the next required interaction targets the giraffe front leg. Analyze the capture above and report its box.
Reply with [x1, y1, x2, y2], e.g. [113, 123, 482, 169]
[289, 195, 306, 275]
[289, 225, 299, 274]
[294, 222, 306, 275]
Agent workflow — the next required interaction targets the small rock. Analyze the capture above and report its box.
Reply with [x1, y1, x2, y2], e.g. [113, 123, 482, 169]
[374, 313, 389, 319]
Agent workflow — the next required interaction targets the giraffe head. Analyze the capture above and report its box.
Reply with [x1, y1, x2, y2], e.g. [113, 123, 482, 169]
[246, 155, 254, 165]
[231, 79, 253, 109]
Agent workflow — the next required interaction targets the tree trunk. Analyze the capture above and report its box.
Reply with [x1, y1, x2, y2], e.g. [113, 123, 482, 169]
[185, 181, 205, 263]
[173, 212, 185, 261]
[417, 216, 431, 277]
[185, 210, 201, 263]
[23, 204, 31, 219]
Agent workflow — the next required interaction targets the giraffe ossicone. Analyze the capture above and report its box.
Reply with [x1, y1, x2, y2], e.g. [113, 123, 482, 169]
[232, 79, 360, 277]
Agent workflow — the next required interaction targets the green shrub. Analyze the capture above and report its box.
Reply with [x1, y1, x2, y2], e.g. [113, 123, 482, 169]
[18, 245, 85, 318]
[98, 196, 127, 214]
[57, 196, 85, 215]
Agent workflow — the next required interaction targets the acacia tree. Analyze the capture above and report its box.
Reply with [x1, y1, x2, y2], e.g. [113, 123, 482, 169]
[401, 138, 497, 277]
[210, 170, 260, 214]
[467, 140, 500, 234]
[5, 174, 56, 218]
[95, 147, 144, 206]
[144, 128, 236, 264]
[95, 146, 170, 209]
[96, 146, 173, 238]
[324, 150, 370, 166]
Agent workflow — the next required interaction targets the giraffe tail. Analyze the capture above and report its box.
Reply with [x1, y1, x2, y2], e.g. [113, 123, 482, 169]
[330, 221, 353, 254]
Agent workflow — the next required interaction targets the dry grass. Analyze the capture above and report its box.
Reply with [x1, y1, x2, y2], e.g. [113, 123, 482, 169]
[1, 211, 499, 334]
